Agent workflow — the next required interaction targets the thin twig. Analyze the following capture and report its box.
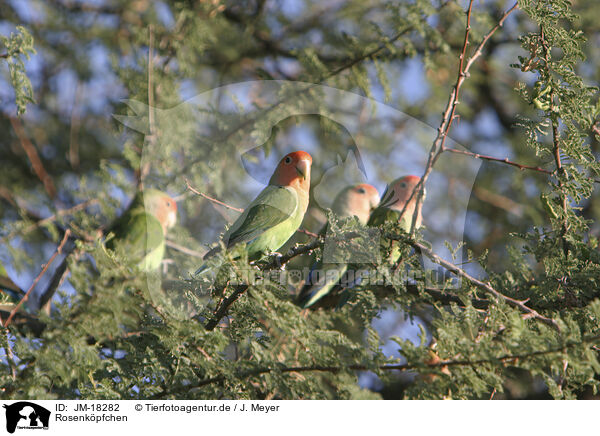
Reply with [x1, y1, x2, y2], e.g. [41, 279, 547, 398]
[3, 230, 71, 328]
[405, 2, 519, 234]
[296, 228, 320, 238]
[444, 147, 552, 175]
[463, 2, 519, 74]
[162, 334, 598, 393]
[10, 117, 57, 199]
[69, 82, 83, 170]
[0, 199, 97, 244]
[540, 26, 569, 257]
[185, 178, 244, 212]
[165, 239, 206, 258]
[204, 235, 326, 330]
[4, 328, 17, 380]
[392, 234, 560, 330]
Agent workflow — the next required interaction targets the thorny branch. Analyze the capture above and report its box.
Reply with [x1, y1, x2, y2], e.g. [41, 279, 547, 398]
[185, 178, 244, 213]
[540, 26, 570, 258]
[390, 233, 560, 330]
[2, 230, 72, 328]
[404, 2, 520, 234]
[444, 147, 553, 175]
[10, 117, 57, 199]
[160, 333, 599, 393]
[0, 199, 98, 244]
[204, 235, 326, 330]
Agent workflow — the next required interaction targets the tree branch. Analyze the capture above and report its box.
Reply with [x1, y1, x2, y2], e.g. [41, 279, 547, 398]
[2, 230, 71, 328]
[444, 147, 553, 175]
[404, 2, 519, 234]
[540, 26, 569, 257]
[185, 178, 244, 213]
[165, 239, 206, 258]
[9, 117, 57, 199]
[204, 235, 326, 330]
[162, 334, 598, 394]
[0, 199, 98, 244]
[391, 234, 560, 330]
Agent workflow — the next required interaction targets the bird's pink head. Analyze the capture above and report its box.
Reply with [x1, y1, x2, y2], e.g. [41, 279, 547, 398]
[332, 183, 380, 225]
[144, 189, 178, 234]
[351, 183, 380, 211]
[269, 151, 312, 192]
[382, 175, 421, 211]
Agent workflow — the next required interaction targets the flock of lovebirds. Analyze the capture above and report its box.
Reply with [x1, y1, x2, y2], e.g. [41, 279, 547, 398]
[0, 150, 423, 314]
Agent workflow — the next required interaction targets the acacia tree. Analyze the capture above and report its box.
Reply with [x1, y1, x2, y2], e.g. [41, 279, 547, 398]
[1, 0, 599, 399]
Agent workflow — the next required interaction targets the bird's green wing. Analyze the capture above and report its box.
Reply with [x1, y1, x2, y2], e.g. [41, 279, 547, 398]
[109, 209, 165, 270]
[367, 206, 400, 227]
[298, 260, 348, 308]
[226, 186, 297, 248]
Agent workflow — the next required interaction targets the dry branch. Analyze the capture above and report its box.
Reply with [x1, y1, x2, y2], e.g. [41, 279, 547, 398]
[404, 2, 519, 234]
[10, 117, 57, 199]
[2, 230, 72, 327]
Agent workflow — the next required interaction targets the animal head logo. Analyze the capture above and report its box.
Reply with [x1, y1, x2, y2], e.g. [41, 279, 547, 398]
[3, 402, 50, 434]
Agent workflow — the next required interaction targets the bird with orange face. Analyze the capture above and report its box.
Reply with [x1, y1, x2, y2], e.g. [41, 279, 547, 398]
[107, 189, 178, 271]
[198, 151, 313, 271]
[367, 175, 423, 264]
[297, 183, 380, 308]
[329, 184, 381, 226]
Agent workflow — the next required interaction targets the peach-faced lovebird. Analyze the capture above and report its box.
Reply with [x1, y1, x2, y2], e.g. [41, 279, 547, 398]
[297, 183, 379, 308]
[198, 151, 312, 273]
[107, 189, 177, 271]
[367, 175, 423, 264]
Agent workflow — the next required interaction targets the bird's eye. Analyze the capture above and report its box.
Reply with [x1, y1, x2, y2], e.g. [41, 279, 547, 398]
[400, 182, 407, 188]
[357, 188, 366, 194]
[284, 156, 292, 164]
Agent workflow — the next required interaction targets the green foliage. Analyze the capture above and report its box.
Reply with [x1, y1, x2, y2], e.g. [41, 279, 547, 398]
[1, 26, 36, 115]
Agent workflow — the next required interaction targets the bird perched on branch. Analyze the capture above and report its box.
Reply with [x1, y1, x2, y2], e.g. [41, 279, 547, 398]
[197, 150, 312, 275]
[367, 175, 423, 264]
[107, 189, 178, 271]
[297, 183, 379, 308]
[299, 175, 423, 309]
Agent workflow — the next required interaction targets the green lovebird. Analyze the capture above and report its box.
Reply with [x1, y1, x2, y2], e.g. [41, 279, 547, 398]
[367, 174, 423, 264]
[107, 189, 178, 271]
[297, 183, 380, 308]
[197, 150, 312, 274]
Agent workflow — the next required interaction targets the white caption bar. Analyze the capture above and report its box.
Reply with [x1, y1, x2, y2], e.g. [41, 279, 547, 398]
[0, 400, 595, 436]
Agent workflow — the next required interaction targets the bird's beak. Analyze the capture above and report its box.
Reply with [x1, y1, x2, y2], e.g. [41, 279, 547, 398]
[295, 159, 310, 180]
[167, 210, 177, 229]
[370, 195, 380, 211]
